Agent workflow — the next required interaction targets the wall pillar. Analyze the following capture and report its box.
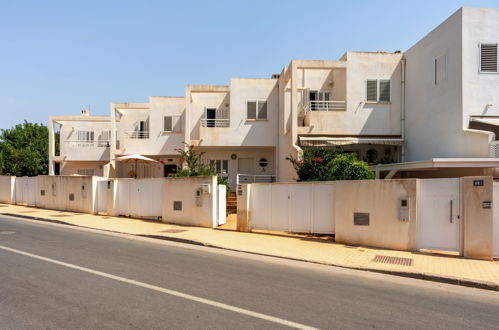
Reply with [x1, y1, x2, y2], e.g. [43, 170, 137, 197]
[462, 176, 493, 260]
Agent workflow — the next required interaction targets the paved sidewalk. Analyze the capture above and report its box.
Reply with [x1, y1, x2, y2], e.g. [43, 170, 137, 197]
[1, 203, 498, 291]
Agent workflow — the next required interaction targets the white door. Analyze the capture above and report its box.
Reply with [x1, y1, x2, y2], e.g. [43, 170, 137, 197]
[217, 185, 226, 226]
[418, 179, 461, 253]
[238, 158, 254, 183]
[96, 181, 108, 214]
[493, 183, 499, 258]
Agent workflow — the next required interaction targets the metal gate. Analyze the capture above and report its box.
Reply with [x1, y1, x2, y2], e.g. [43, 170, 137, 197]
[493, 183, 499, 258]
[250, 183, 335, 234]
[116, 178, 163, 219]
[15, 177, 37, 206]
[417, 178, 461, 253]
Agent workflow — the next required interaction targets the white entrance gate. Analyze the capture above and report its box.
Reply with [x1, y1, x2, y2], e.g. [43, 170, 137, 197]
[116, 178, 163, 219]
[250, 183, 335, 234]
[96, 180, 108, 214]
[493, 183, 499, 258]
[417, 178, 461, 253]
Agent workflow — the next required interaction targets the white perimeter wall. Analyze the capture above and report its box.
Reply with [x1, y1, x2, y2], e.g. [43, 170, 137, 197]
[0, 176, 15, 204]
[163, 176, 218, 228]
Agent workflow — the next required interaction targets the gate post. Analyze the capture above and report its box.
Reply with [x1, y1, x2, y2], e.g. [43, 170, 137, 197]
[237, 184, 251, 232]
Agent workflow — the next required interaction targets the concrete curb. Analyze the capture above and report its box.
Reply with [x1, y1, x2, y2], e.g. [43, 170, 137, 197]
[2, 212, 498, 292]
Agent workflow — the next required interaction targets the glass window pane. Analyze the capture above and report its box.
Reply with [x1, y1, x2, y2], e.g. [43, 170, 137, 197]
[366, 80, 377, 101]
[258, 101, 267, 120]
[379, 80, 390, 102]
[164, 116, 172, 131]
[247, 101, 256, 119]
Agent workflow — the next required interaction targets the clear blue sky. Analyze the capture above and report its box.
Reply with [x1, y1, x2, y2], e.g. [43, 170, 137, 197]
[0, 0, 497, 129]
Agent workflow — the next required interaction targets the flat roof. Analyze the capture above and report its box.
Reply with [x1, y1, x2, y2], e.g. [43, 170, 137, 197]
[372, 158, 499, 171]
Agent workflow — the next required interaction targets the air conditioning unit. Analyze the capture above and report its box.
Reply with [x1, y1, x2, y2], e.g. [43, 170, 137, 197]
[80, 109, 90, 116]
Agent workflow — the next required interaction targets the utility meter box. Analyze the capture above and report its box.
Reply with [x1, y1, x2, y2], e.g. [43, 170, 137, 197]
[196, 188, 203, 207]
[202, 184, 211, 194]
[399, 197, 410, 221]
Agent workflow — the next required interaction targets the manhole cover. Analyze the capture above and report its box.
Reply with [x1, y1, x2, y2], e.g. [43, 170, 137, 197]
[0, 231, 16, 235]
[161, 229, 186, 234]
[371, 255, 413, 266]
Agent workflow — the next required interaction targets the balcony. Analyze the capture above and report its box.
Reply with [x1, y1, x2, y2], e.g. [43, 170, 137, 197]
[64, 140, 110, 148]
[124, 131, 149, 139]
[303, 100, 346, 113]
[200, 119, 230, 128]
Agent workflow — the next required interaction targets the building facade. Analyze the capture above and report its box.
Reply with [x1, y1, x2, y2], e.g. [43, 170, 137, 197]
[49, 7, 499, 187]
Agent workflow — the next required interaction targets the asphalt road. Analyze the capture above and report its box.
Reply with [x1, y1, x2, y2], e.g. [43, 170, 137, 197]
[0, 215, 498, 329]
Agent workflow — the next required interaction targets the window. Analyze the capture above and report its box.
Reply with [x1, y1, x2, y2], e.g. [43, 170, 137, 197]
[163, 115, 181, 132]
[97, 130, 111, 147]
[366, 80, 378, 102]
[209, 159, 229, 176]
[434, 54, 447, 85]
[77, 130, 94, 147]
[480, 43, 498, 73]
[366, 79, 390, 102]
[77, 169, 94, 176]
[309, 91, 330, 110]
[247, 101, 267, 120]
[379, 80, 390, 102]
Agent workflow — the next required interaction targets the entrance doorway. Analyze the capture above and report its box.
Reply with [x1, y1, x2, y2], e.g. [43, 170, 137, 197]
[418, 178, 461, 253]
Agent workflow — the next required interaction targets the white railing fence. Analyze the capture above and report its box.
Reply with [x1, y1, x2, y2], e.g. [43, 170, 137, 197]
[237, 174, 276, 184]
[125, 131, 150, 139]
[201, 119, 230, 128]
[490, 141, 499, 157]
[303, 100, 346, 114]
[64, 140, 111, 148]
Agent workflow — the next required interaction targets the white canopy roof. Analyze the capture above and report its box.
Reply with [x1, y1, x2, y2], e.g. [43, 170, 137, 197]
[114, 154, 158, 163]
[299, 136, 404, 147]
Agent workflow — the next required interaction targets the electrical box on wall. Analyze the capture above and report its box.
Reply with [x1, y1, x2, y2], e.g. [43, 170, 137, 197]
[196, 188, 203, 207]
[399, 197, 410, 221]
[202, 184, 211, 194]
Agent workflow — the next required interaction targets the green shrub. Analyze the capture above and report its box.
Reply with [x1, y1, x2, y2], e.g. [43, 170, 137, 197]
[287, 148, 374, 181]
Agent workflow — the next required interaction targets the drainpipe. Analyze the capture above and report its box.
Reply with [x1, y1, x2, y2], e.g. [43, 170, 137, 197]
[401, 57, 407, 162]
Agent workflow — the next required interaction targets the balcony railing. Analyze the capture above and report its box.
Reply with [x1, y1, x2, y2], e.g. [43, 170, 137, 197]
[124, 131, 149, 139]
[490, 141, 499, 157]
[64, 140, 110, 148]
[237, 174, 276, 184]
[201, 119, 230, 128]
[303, 100, 346, 113]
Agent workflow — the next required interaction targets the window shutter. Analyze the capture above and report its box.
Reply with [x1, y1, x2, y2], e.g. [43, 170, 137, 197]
[164, 116, 172, 131]
[379, 80, 390, 102]
[366, 80, 377, 101]
[247, 101, 257, 119]
[258, 101, 267, 120]
[173, 115, 181, 132]
[481, 43, 498, 73]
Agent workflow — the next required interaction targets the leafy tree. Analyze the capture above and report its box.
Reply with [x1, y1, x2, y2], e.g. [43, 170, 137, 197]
[0, 121, 50, 176]
[173, 143, 231, 194]
[287, 147, 374, 181]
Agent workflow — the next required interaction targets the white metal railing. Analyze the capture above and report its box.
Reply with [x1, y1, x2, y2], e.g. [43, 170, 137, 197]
[237, 173, 276, 184]
[490, 141, 499, 157]
[64, 140, 111, 147]
[303, 100, 346, 113]
[201, 119, 230, 128]
[124, 131, 150, 139]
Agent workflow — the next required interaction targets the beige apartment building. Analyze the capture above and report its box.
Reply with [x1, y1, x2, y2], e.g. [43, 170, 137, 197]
[49, 7, 499, 188]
